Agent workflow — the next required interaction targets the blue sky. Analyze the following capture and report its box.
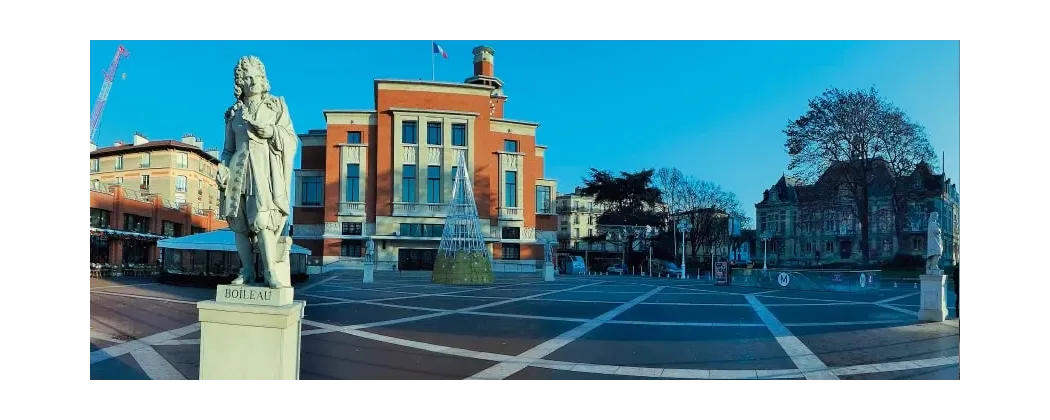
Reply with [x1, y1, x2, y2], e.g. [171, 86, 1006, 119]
[89, 40, 960, 214]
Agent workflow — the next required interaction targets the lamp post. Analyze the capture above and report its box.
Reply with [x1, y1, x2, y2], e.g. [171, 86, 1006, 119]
[677, 219, 691, 279]
[646, 225, 653, 276]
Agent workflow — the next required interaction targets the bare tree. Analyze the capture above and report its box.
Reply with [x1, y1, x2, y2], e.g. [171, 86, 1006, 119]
[678, 178, 749, 261]
[784, 87, 935, 265]
[878, 104, 937, 254]
[654, 167, 688, 259]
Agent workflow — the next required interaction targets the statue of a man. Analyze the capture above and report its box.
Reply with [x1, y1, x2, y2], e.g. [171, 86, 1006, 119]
[216, 56, 298, 288]
[925, 212, 943, 274]
[365, 237, 376, 264]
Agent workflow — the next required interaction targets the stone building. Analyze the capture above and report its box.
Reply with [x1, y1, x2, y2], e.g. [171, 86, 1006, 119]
[755, 161, 959, 268]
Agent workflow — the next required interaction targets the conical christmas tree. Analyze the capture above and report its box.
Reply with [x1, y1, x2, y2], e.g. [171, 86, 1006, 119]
[432, 151, 495, 285]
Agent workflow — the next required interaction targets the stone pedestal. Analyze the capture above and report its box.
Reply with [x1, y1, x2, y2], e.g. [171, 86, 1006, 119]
[918, 273, 948, 322]
[197, 285, 304, 380]
[544, 263, 555, 281]
[363, 262, 374, 283]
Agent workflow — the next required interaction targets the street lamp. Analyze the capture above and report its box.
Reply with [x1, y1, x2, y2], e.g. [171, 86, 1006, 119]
[645, 225, 653, 277]
[677, 219, 691, 279]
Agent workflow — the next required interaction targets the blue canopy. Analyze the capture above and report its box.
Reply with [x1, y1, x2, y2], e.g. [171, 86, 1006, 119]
[157, 229, 311, 255]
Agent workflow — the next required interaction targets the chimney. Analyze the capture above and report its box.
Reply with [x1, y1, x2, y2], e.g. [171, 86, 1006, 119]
[472, 46, 495, 78]
[113, 140, 124, 147]
[90, 142, 97, 152]
[206, 149, 219, 159]
[132, 132, 148, 145]
[182, 134, 197, 145]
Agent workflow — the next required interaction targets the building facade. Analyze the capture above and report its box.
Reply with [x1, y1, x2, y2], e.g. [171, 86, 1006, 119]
[292, 45, 558, 271]
[754, 161, 959, 268]
[90, 133, 223, 211]
[90, 183, 228, 267]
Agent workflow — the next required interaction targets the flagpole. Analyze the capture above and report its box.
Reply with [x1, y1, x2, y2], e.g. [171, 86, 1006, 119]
[431, 41, 435, 81]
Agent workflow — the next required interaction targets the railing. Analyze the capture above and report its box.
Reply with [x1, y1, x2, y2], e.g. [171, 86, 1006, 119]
[122, 189, 152, 203]
[499, 207, 523, 220]
[90, 182, 112, 194]
[393, 202, 448, 217]
[491, 226, 537, 242]
[162, 199, 181, 210]
[338, 202, 366, 216]
[194, 207, 208, 216]
[292, 222, 375, 238]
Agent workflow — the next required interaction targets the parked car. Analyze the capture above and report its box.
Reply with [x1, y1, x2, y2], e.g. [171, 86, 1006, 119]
[607, 264, 626, 274]
[651, 260, 680, 276]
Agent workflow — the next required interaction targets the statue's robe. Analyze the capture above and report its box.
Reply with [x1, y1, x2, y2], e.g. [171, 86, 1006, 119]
[219, 94, 297, 234]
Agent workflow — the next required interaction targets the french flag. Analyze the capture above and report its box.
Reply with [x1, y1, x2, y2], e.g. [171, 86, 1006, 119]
[433, 42, 448, 59]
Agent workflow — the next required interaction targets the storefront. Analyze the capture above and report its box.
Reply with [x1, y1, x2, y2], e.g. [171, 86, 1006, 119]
[157, 229, 311, 285]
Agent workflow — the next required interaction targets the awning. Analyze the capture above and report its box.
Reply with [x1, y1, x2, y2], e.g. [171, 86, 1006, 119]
[157, 228, 311, 255]
[90, 227, 167, 240]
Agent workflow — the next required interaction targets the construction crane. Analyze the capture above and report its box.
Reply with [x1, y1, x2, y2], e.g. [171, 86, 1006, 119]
[89, 44, 130, 143]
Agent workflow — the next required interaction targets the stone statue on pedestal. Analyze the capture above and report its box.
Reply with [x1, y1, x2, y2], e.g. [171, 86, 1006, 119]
[365, 237, 376, 264]
[925, 212, 943, 274]
[216, 56, 298, 289]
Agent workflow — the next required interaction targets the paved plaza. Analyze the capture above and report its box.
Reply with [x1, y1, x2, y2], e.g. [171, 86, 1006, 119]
[89, 271, 959, 380]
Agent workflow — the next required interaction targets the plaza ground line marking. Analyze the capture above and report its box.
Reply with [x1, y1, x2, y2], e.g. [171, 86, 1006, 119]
[302, 279, 559, 307]
[295, 318, 953, 380]
[745, 294, 839, 380]
[91, 323, 201, 365]
[876, 303, 918, 316]
[296, 274, 340, 293]
[90, 290, 198, 305]
[130, 346, 186, 380]
[875, 292, 920, 304]
[333, 282, 607, 330]
[467, 286, 665, 380]
[748, 290, 780, 296]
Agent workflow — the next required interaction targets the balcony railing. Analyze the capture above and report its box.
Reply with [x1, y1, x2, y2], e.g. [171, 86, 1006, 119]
[338, 202, 366, 216]
[292, 222, 375, 238]
[492, 226, 537, 241]
[499, 207, 523, 221]
[393, 202, 448, 218]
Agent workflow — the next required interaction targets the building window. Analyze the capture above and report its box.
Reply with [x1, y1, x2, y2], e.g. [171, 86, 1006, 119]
[90, 208, 111, 229]
[345, 164, 360, 202]
[116, 176, 123, 185]
[198, 179, 204, 193]
[341, 222, 362, 236]
[402, 121, 417, 144]
[536, 185, 552, 214]
[114, 156, 123, 170]
[452, 123, 466, 146]
[176, 152, 188, 169]
[912, 237, 922, 251]
[399, 223, 443, 237]
[162, 221, 183, 237]
[402, 164, 417, 202]
[140, 175, 150, 189]
[301, 176, 322, 206]
[140, 153, 151, 168]
[502, 227, 521, 239]
[176, 175, 187, 192]
[504, 139, 518, 152]
[505, 171, 517, 207]
[124, 214, 151, 234]
[91, 159, 100, 173]
[502, 244, 520, 260]
[346, 131, 361, 144]
[825, 241, 833, 252]
[427, 122, 442, 145]
[341, 241, 363, 257]
[426, 166, 441, 203]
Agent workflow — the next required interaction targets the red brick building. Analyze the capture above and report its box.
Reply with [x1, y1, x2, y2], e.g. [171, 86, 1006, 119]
[90, 184, 228, 267]
[292, 45, 558, 271]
